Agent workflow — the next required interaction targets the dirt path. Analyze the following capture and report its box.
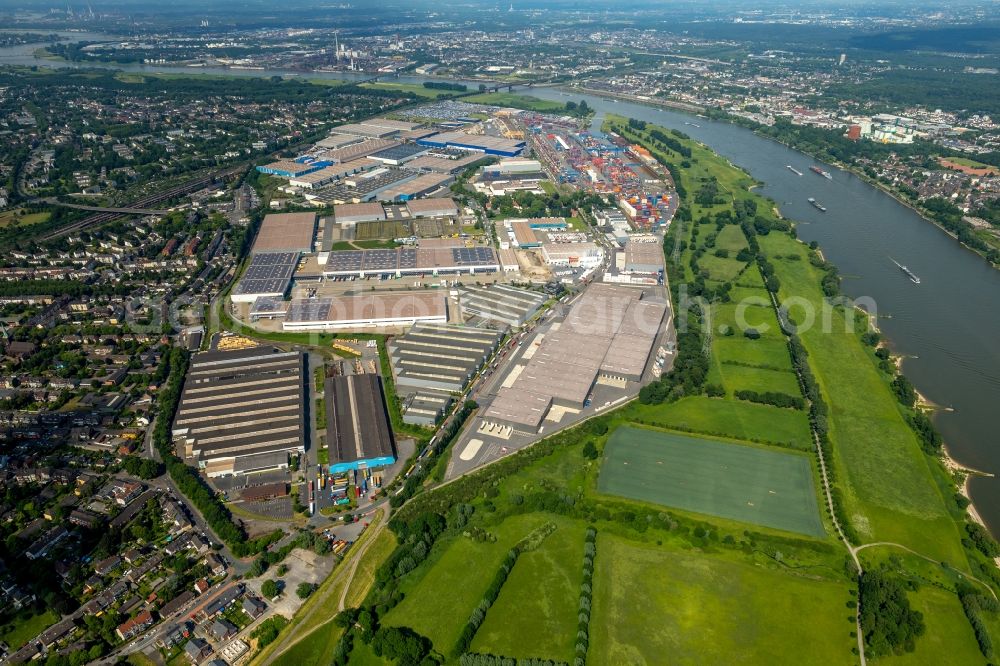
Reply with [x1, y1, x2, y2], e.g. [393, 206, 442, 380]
[257, 505, 389, 666]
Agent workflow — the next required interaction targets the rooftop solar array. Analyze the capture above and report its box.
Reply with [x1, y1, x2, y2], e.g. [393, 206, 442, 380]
[286, 298, 335, 323]
[233, 253, 297, 297]
[322, 247, 499, 276]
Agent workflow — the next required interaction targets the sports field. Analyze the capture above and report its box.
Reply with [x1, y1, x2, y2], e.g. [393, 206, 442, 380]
[599, 426, 824, 536]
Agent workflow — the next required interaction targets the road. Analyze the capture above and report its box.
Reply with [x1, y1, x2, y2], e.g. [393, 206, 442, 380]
[255, 505, 390, 666]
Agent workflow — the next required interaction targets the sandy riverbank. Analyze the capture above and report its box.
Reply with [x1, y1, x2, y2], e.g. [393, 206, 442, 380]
[941, 445, 1000, 564]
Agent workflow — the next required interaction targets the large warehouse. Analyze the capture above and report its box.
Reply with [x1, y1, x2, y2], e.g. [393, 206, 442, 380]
[282, 292, 447, 330]
[459, 284, 545, 327]
[483, 284, 668, 433]
[326, 374, 397, 473]
[172, 347, 305, 477]
[417, 131, 525, 157]
[320, 246, 500, 278]
[231, 252, 299, 304]
[251, 212, 317, 255]
[389, 323, 504, 393]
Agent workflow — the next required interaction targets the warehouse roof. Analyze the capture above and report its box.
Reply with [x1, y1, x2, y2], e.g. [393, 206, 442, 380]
[173, 347, 304, 468]
[390, 323, 503, 389]
[406, 197, 459, 217]
[252, 213, 316, 254]
[333, 202, 387, 223]
[483, 284, 667, 429]
[326, 374, 396, 465]
[285, 292, 447, 325]
[330, 122, 399, 138]
[624, 241, 665, 271]
[327, 138, 400, 163]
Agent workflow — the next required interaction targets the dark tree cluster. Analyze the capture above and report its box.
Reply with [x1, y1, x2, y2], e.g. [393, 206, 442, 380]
[858, 571, 926, 657]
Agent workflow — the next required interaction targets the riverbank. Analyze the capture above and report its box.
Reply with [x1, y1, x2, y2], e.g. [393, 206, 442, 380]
[565, 84, 706, 114]
[743, 127, 1000, 272]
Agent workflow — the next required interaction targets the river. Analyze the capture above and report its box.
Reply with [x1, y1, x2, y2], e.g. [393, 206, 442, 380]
[524, 87, 1000, 537]
[3, 36, 999, 538]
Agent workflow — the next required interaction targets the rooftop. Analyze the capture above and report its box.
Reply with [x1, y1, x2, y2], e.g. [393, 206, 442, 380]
[252, 213, 316, 254]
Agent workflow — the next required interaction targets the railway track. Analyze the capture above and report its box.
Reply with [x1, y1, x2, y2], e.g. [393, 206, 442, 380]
[40, 165, 248, 240]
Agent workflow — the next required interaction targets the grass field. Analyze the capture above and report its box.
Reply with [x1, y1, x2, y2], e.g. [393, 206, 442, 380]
[715, 224, 750, 252]
[589, 534, 855, 665]
[271, 621, 344, 666]
[759, 232, 966, 565]
[354, 220, 408, 241]
[714, 336, 794, 371]
[0, 609, 59, 650]
[359, 82, 456, 99]
[629, 396, 813, 449]
[718, 363, 802, 396]
[599, 426, 824, 536]
[0, 209, 50, 228]
[699, 254, 748, 282]
[462, 92, 570, 113]
[343, 528, 397, 609]
[880, 586, 986, 666]
[383, 514, 553, 651]
[470, 518, 584, 661]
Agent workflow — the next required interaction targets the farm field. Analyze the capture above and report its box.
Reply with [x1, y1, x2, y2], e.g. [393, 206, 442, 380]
[470, 517, 585, 661]
[628, 395, 813, 449]
[598, 426, 825, 536]
[589, 534, 855, 665]
[717, 363, 801, 396]
[382, 513, 553, 651]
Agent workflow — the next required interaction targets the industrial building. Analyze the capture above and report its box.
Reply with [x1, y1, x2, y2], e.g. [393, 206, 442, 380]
[401, 390, 453, 426]
[325, 138, 400, 164]
[282, 292, 447, 330]
[333, 202, 387, 225]
[329, 123, 400, 139]
[405, 197, 459, 218]
[408, 152, 488, 174]
[417, 131, 525, 157]
[623, 238, 665, 273]
[172, 347, 305, 477]
[459, 284, 545, 326]
[368, 144, 429, 166]
[326, 374, 397, 473]
[251, 212, 317, 254]
[541, 241, 604, 268]
[483, 284, 667, 433]
[308, 168, 418, 205]
[320, 246, 500, 278]
[256, 160, 324, 178]
[231, 252, 299, 304]
[390, 323, 504, 393]
[379, 172, 455, 201]
[287, 161, 376, 190]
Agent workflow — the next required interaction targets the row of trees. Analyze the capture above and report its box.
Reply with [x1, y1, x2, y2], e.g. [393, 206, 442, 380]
[959, 587, 999, 659]
[453, 548, 519, 657]
[573, 527, 598, 666]
[733, 389, 805, 410]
